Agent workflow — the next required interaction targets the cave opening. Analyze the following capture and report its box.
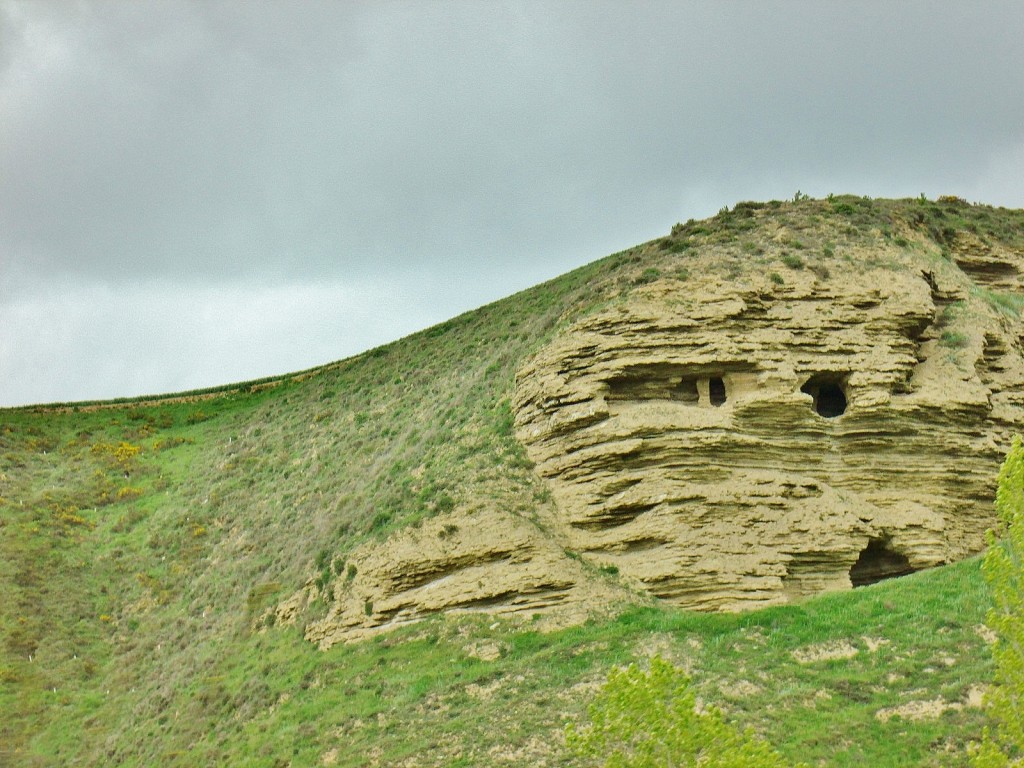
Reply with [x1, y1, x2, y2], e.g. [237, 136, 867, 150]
[801, 374, 848, 417]
[708, 376, 727, 407]
[672, 378, 700, 403]
[849, 538, 916, 587]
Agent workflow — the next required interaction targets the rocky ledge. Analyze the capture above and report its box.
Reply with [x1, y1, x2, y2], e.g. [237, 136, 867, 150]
[294, 207, 1024, 645]
[513, 234, 1024, 611]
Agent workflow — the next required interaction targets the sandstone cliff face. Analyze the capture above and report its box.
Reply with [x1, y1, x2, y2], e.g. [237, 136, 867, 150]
[295, 204, 1024, 646]
[295, 508, 629, 647]
[513, 242, 1024, 611]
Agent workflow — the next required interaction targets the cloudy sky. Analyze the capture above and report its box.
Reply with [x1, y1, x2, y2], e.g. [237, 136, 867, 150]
[2, 2, 1023, 406]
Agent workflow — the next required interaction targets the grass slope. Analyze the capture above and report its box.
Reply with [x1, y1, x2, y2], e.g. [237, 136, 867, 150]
[2, 195, 1022, 766]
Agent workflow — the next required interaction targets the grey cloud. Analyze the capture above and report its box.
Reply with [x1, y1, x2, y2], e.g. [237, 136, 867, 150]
[5, 2, 1022, 280]
[0, 277, 443, 405]
[2, 1, 1023, 404]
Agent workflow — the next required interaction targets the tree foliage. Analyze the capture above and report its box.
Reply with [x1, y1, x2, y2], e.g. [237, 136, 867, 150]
[972, 437, 1024, 766]
[565, 656, 799, 768]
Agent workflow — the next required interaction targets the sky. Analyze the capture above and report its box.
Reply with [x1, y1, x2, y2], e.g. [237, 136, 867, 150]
[2, 1, 1023, 407]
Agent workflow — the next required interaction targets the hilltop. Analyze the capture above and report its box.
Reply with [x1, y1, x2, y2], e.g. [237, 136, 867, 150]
[2, 195, 1023, 766]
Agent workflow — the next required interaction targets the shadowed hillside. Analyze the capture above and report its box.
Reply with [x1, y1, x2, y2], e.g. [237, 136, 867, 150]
[2, 195, 1022, 766]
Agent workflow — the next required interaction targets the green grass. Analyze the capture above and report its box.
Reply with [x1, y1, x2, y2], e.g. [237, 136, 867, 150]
[939, 330, 970, 349]
[976, 288, 1024, 317]
[7, 558, 991, 766]
[3, 196, 1023, 766]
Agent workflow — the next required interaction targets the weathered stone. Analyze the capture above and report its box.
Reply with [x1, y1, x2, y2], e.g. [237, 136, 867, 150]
[513, 247, 1024, 612]
[303, 508, 627, 648]
[302, 218, 1024, 645]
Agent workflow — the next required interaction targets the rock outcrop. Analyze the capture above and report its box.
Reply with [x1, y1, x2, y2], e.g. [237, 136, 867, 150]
[513, 243, 1024, 611]
[296, 202, 1024, 645]
[298, 508, 629, 647]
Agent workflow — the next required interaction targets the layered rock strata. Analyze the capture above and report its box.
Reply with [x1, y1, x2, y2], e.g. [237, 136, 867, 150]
[513, 256, 1024, 610]
[298, 509, 627, 647]
[299, 224, 1024, 645]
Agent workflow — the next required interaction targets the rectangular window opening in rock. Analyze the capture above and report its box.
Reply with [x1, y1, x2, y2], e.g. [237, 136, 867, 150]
[709, 376, 727, 406]
[672, 377, 700, 403]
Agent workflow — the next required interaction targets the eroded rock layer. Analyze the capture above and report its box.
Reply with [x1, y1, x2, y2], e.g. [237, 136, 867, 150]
[298, 509, 626, 647]
[298, 203, 1024, 645]
[514, 253, 1024, 610]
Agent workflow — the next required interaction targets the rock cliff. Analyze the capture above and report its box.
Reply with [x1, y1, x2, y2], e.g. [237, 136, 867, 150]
[296, 199, 1024, 645]
[514, 231, 1024, 611]
[301, 508, 627, 647]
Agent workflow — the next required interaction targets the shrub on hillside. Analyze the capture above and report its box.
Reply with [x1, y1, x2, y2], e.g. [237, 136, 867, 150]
[566, 656, 800, 767]
[972, 437, 1024, 766]
[780, 253, 804, 270]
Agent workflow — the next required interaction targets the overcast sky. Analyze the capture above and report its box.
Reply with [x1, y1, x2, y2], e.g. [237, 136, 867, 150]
[2, 1, 1023, 406]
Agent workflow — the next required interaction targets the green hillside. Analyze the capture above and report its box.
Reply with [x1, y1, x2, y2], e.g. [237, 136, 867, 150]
[2, 195, 1023, 766]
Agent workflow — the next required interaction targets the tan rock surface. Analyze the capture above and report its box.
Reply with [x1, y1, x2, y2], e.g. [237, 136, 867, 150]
[303, 508, 630, 648]
[514, 242, 1024, 611]
[300, 209, 1024, 644]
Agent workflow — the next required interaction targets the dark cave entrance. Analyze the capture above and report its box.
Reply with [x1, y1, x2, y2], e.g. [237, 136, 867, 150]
[708, 376, 727, 407]
[801, 374, 848, 418]
[849, 539, 916, 587]
[673, 377, 700, 403]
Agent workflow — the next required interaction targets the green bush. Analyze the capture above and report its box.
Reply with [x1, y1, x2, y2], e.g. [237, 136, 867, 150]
[972, 438, 1024, 766]
[315, 548, 331, 571]
[659, 239, 691, 254]
[566, 657, 800, 767]
[939, 330, 969, 349]
[185, 409, 211, 425]
[781, 253, 804, 270]
[634, 268, 662, 285]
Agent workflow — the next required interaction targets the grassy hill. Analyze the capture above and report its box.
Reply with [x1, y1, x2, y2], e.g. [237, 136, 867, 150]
[2, 195, 1023, 766]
